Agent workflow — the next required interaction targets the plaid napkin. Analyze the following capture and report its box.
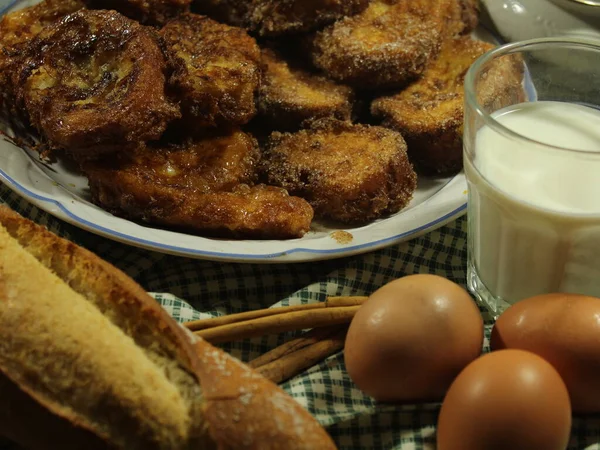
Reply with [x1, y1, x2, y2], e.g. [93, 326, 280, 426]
[1, 184, 599, 450]
[1, 2, 599, 446]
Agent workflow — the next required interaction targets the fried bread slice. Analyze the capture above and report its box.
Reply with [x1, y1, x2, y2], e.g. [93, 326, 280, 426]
[15, 10, 179, 158]
[311, 0, 457, 89]
[258, 47, 354, 130]
[161, 13, 260, 128]
[0, 0, 84, 117]
[372, 37, 516, 175]
[261, 118, 417, 224]
[81, 130, 313, 238]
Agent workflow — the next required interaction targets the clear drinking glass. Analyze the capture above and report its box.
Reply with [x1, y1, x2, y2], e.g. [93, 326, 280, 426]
[463, 38, 600, 318]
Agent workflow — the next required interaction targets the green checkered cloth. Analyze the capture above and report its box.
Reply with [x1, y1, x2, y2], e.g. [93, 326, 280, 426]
[1, 184, 599, 450]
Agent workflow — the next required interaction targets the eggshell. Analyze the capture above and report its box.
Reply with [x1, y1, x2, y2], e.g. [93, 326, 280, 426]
[437, 349, 572, 450]
[344, 274, 483, 403]
[491, 293, 600, 413]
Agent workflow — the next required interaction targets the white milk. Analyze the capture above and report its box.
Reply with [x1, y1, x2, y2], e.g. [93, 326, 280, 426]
[465, 101, 600, 306]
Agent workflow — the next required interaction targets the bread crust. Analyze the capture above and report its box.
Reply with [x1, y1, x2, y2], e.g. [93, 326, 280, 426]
[193, 338, 338, 450]
[0, 205, 210, 450]
[0, 206, 337, 450]
[0, 205, 204, 388]
[371, 37, 494, 175]
[258, 47, 354, 131]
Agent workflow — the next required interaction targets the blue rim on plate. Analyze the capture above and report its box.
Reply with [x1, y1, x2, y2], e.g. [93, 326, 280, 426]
[0, 166, 467, 259]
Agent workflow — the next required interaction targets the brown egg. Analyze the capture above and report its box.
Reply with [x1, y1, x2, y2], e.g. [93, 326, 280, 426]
[344, 274, 483, 403]
[491, 293, 600, 413]
[437, 349, 572, 450]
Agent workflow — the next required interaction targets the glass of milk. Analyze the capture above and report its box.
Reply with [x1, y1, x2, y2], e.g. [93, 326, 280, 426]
[464, 38, 600, 318]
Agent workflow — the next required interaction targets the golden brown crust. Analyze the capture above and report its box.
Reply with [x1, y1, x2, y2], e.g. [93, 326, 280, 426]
[161, 13, 260, 128]
[81, 131, 314, 238]
[0, 206, 333, 448]
[0, 205, 214, 450]
[83, 0, 191, 25]
[311, 0, 457, 89]
[14, 9, 179, 158]
[258, 47, 354, 131]
[371, 37, 494, 175]
[193, 338, 338, 450]
[249, 0, 370, 36]
[0, 207, 194, 369]
[261, 119, 417, 224]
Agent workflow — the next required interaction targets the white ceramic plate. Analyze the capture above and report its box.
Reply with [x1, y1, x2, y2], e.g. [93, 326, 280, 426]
[0, 1, 494, 263]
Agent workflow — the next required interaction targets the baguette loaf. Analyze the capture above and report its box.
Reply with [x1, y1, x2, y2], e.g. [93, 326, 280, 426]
[0, 205, 337, 450]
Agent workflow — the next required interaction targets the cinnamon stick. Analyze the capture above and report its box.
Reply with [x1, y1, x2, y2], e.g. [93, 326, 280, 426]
[193, 305, 361, 344]
[326, 296, 368, 307]
[248, 325, 345, 369]
[253, 326, 348, 384]
[185, 296, 368, 332]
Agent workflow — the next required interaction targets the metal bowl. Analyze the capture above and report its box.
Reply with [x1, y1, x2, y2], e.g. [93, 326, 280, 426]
[550, 0, 600, 17]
